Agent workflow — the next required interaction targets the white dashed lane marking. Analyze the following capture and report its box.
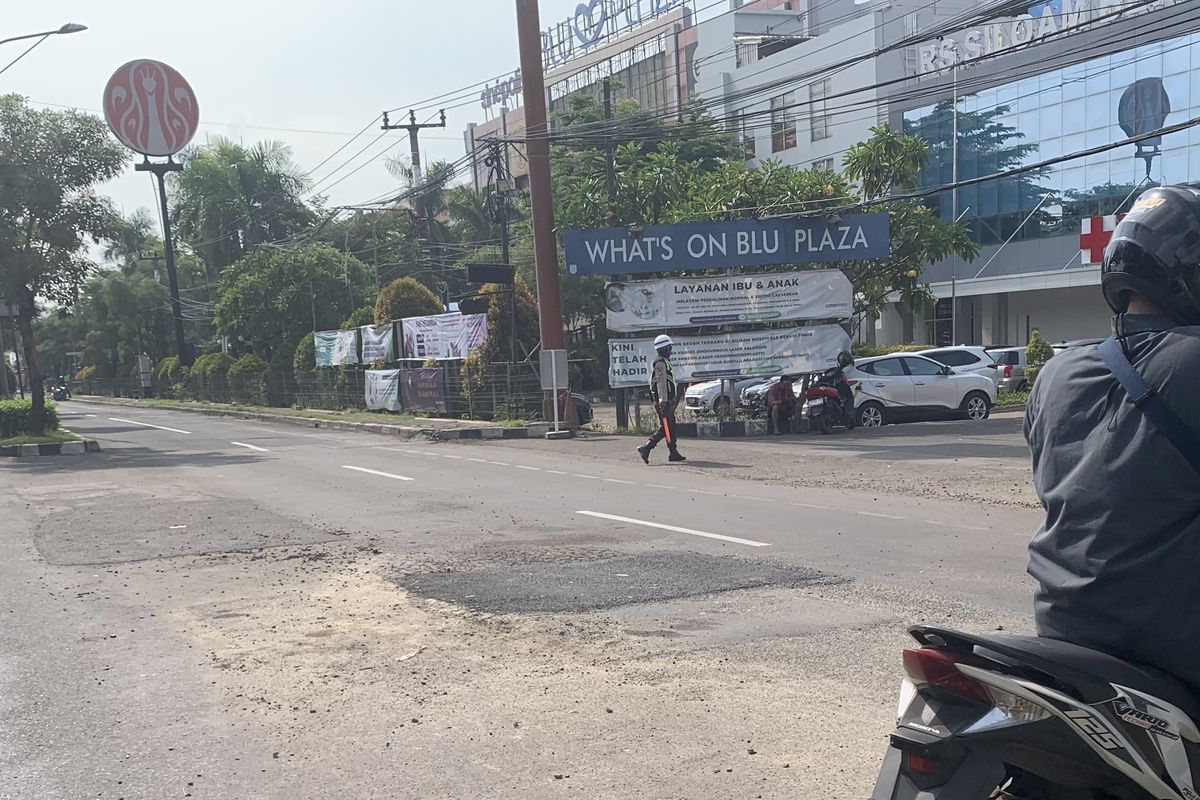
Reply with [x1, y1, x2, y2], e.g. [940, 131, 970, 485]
[342, 465, 414, 482]
[109, 417, 191, 435]
[578, 511, 771, 548]
[231, 442, 269, 452]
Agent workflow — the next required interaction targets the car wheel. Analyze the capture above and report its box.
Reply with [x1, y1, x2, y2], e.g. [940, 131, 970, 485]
[1018, 380, 1031, 392]
[858, 402, 885, 428]
[713, 396, 731, 417]
[963, 391, 991, 421]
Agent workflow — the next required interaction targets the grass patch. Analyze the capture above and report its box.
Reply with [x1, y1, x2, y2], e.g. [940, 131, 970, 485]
[0, 430, 82, 447]
[997, 390, 1030, 407]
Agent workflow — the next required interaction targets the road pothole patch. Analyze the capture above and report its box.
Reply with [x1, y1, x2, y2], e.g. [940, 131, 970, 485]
[396, 551, 845, 614]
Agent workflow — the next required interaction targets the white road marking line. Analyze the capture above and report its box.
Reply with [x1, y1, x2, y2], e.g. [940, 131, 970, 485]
[573, 474, 600, 480]
[646, 484, 674, 490]
[857, 511, 907, 520]
[514, 465, 542, 471]
[231, 442, 269, 452]
[960, 524, 989, 532]
[923, 520, 947, 527]
[603, 478, 634, 485]
[794, 502, 833, 510]
[467, 458, 489, 463]
[578, 511, 770, 548]
[109, 417, 191, 435]
[341, 465, 414, 482]
[442, 454, 462, 459]
[489, 461, 511, 467]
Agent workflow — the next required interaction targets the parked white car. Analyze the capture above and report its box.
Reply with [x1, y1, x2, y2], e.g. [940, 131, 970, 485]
[849, 354, 997, 428]
[684, 377, 765, 416]
[917, 346, 1000, 387]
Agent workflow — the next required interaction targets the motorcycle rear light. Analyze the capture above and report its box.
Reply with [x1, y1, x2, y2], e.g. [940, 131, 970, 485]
[902, 648, 990, 704]
[961, 683, 1053, 733]
[905, 753, 940, 775]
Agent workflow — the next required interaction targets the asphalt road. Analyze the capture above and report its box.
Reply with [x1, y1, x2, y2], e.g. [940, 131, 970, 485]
[0, 401, 1043, 799]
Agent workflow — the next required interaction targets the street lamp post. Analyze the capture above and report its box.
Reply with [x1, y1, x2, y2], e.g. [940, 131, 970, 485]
[0, 23, 88, 77]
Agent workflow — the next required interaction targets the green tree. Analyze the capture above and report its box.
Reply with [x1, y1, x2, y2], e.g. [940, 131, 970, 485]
[0, 94, 127, 433]
[374, 276, 442, 325]
[172, 139, 315, 280]
[843, 125, 979, 329]
[214, 243, 373, 358]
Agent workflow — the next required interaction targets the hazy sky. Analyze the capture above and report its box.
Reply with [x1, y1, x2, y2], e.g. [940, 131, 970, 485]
[2, 1, 599, 221]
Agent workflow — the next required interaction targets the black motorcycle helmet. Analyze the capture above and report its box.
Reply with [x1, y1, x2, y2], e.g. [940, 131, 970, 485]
[1102, 185, 1200, 326]
[836, 350, 854, 369]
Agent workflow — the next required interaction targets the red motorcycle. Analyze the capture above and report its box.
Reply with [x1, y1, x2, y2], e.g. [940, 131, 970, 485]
[804, 367, 857, 434]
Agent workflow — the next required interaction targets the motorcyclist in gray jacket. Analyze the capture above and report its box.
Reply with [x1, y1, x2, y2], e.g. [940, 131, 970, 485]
[1026, 185, 1200, 691]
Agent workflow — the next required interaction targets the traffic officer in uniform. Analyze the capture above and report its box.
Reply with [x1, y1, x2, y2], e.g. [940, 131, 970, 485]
[638, 334, 686, 464]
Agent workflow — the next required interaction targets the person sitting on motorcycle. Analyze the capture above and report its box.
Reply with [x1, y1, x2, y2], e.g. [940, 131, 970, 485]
[767, 375, 796, 435]
[832, 351, 856, 426]
[1026, 185, 1200, 692]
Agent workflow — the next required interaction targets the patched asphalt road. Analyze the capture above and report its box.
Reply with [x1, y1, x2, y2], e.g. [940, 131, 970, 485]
[0, 401, 1041, 799]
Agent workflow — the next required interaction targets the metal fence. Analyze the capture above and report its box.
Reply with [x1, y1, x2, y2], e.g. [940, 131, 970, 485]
[78, 361, 548, 421]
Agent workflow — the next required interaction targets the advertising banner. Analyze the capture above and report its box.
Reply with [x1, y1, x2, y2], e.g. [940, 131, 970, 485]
[364, 369, 402, 412]
[607, 324, 851, 388]
[314, 330, 358, 366]
[401, 368, 446, 413]
[401, 313, 487, 361]
[605, 269, 852, 332]
[360, 323, 395, 363]
[565, 213, 890, 276]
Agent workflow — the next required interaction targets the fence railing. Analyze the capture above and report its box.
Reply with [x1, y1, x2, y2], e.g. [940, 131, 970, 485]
[78, 362, 550, 421]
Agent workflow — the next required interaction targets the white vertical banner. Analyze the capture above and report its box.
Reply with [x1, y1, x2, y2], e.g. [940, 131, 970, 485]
[364, 369, 402, 412]
[360, 324, 395, 362]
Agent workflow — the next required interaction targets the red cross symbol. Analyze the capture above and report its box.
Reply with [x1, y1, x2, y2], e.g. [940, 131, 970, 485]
[1080, 215, 1124, 265]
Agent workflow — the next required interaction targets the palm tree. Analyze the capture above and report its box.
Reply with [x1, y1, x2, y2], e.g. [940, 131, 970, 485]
[170, 138, 315, 280]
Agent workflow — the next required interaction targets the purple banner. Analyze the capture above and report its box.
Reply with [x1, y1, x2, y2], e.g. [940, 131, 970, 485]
[401, 368, 446, 413]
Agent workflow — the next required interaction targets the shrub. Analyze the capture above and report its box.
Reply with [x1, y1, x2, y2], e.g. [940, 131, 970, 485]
[374, 276, 441, 326]
[0, 398, 59, 438]
[851, 343, 931, 358]
[341, 305, 376, 330]
[194, 352, 235, 379]
[293, 333, 316, 374]
[155, 356, 188, 387]
[228, 354, 269, 405]
[1026, 330, 1054, 387]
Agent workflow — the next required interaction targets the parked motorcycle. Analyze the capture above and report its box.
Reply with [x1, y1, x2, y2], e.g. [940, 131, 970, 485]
[804, 367, 856, 434]
[872, 624, 1200, 799]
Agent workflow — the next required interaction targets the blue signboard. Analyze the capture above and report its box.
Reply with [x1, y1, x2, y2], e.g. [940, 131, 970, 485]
[564, 213, 890, 276]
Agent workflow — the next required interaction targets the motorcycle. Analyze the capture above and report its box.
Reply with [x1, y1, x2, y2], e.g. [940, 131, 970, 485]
[872, 625, 1200, 799]
[804, 367, 856, 434]
[50, 384, 70, 401]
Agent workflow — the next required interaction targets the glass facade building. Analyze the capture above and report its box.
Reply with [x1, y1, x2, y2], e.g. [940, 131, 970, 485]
[903, 31, 1200, 246]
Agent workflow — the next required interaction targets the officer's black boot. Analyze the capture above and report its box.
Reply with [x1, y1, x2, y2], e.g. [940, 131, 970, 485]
[637, 443, 652, 464]
[668, 446, 686, 462]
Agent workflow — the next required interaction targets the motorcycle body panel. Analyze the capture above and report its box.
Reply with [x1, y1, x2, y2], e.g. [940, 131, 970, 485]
[872, 626, 1200, 799]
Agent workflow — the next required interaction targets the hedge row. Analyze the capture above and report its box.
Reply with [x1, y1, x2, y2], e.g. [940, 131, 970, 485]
[0, 398, 59, 438]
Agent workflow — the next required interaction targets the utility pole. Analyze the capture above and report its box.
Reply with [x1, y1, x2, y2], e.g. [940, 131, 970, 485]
[382, 109, 447, 286]
[514, 0, 565, 354]
[0, 307, 10, 398]
[381, 109, 447, 188]
[604, 77, 629, 429]
[135, 158, 190, 366]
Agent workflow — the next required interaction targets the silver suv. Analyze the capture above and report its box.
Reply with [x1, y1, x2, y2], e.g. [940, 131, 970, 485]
[986, 347, 1029, 392]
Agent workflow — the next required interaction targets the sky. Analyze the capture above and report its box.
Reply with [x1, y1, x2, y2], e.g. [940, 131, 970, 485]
[2, 0, 609, 222]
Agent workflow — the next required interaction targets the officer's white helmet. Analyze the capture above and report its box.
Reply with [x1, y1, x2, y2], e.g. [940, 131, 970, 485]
[654, 334, 674, 350]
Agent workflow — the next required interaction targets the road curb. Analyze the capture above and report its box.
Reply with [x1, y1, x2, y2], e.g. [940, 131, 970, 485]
[73, 396, 570, 443]
[1, 439, 100, 457]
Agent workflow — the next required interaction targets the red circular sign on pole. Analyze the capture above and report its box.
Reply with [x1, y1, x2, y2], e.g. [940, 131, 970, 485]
[103, 59, 199, 157]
